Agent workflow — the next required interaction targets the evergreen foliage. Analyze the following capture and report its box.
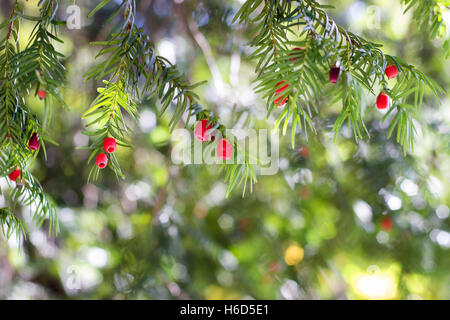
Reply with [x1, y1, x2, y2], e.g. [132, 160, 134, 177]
[0, 0, 447, 243]
[235, 0, 444, 153]
[0, 0, 448, 300]
[82, 0, 258, 196]
[402, 0, 450, 58]
[0, 0, 63, 244]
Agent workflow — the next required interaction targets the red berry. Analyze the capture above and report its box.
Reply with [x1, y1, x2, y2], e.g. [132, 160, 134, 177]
[96, 153, 108, 169]
[299, 146, 310, 158]
[275, 81, 289, 94]
[194, 119, 213, 142]
[274, 96, 288, 107]
[37, 89, 46, 100]
[274, 81, 289, 107]
[385, 65, 398, 79]
[289, 47, 305, 62]
[217, 138, 233, 160]
[103, 137, 117, 153]
[376, 93, 390, 110]
[380, 216, 393, 231]
[28, 132, 40, 151]
[8, 169, 21, 182]
[329, 67, 340, 84]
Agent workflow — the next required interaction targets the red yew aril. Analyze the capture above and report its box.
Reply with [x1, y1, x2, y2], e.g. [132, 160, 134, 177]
[194, 119, 213, 142]
[289, 47, 305, 62]
[276, 81, 289, 94]
[380, 216, 394, 231]
[217, 138, 233, 160]
[96, 153, 108, 169]
[274, 96, 288, 107]
[299, 146, 310, 158]
[376, 93, 390, 109]
[37, 89, 46, 100]
[385, 65, 398, 79]
[329, 67, 340, 84]
[8, 169, 21, 182]
[274, 81, 289, 107]
[103, 137, 117, 153]
[28, 132, 40, 151]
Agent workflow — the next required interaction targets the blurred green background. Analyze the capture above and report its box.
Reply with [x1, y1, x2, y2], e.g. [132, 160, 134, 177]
[0, 0, 449, 299]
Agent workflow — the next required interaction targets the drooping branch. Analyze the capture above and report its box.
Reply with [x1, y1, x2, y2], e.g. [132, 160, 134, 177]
[82, 0, 258, 196]
[234, 0, 444, 153]
[0, 0, 65, 243]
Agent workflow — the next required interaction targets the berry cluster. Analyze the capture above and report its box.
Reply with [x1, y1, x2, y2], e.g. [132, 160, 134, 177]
[94, 120, 235, 170]
[8, 132, 41, 182]
[273, 49, 399, 112]
[376, 65, 398, 110]
[194, 119, 233, 160]
[8, 87, 47, 182]
[96, 137, 117, 169]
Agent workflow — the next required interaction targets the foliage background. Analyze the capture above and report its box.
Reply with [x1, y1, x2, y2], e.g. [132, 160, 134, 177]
[0, 0, 449, 299]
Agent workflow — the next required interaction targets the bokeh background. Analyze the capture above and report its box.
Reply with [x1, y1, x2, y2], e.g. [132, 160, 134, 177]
[0, 0, 449, 299]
